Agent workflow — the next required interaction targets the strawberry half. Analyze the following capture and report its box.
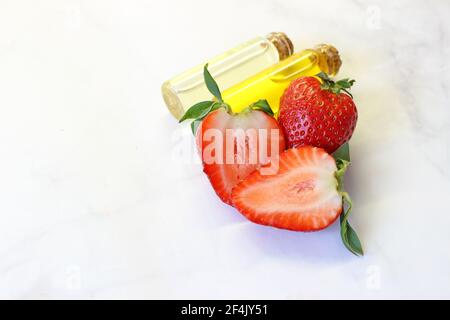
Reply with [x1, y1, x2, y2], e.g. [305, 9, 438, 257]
[197, 108, 285, 204]
[180, 64, 285, 205]
[232, 146, 342, 232]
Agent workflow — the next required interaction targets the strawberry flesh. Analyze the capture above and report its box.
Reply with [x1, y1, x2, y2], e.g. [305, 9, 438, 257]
[197, 108, 285, 205]
[231, 146, 342, 231]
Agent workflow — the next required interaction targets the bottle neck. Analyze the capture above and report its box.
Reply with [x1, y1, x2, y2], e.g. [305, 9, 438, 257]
[266, 32, 294, 60]
[313, 44, 342, 77]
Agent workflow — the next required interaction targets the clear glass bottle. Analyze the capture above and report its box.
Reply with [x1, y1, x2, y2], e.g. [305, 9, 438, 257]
[162, 32, 294, 119]
[222, 44, 342, 115]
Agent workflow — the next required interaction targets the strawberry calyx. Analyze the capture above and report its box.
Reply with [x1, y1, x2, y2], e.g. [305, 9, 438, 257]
[179, 64, 275, 134]
[316, 72, 355, 98]
[333, 143, 364, 256]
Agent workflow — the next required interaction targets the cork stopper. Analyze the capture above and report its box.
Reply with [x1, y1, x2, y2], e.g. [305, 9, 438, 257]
[266, 32, 294, 60]
[313, 44, 342, 76]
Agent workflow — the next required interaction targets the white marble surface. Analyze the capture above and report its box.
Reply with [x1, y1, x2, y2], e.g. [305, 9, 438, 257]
[0, 0, 449, 299]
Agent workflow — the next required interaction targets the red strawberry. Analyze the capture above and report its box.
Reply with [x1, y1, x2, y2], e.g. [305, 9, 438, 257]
[231, 146, 342, 231]
[197, 108, 285, 205]
[180, 64, 286, 205]
[279, 74, 357, 153]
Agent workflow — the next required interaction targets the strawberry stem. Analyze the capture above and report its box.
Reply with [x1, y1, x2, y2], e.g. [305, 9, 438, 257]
[335, 158, 364, 256]
[316, 72, 355, 99]
[180, 65, 276, 134]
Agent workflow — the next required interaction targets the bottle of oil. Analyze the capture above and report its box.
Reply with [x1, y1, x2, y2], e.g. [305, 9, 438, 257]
[162, 32, 294, 119]
[222, 44, 342, 115]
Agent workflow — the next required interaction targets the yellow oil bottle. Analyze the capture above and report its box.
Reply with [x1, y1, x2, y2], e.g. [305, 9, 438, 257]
[222, 44, 342, 115]
[162, 32, 294, 120]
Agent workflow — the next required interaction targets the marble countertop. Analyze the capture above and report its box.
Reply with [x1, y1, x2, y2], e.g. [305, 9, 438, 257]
[0, 0, 449, 299]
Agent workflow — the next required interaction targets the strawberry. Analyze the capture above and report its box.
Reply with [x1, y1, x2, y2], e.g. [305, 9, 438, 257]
[279, 73, 358, 153]
[232, 145, 363, 255]
[196, 108, 285, 204]
[180, 65, 285, 205]
[232, 146, 341, 231]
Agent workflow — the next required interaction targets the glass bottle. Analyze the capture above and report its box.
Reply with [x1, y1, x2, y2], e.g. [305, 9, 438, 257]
[222, 44, 342, 115]
[162, 32, 294, 119]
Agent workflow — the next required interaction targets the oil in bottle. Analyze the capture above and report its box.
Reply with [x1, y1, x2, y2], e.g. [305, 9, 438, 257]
[222, 44, 342, 115]
[161, 32, 294, 119]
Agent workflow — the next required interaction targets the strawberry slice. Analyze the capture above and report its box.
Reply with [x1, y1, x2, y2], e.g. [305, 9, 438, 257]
[231, 146, 342, 231]
[180, 64, 286, 205]
[197, 108, 285, 205]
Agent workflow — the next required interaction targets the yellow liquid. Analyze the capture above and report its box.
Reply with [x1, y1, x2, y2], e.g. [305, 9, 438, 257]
[222, 49, 323, 115]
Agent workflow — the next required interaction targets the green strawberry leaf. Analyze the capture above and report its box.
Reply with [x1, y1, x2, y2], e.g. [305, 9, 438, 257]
[249, 99, 274, 116]
[340, 192, 364, 256]
[336, 79, 355, 89]
[191, 119, 202, 135]
[335, 155, 364, 257]
[204, 64, 223, 103]
[316, 72, 355, 99]
[179, 101, 214, 123]
[333, 142, 350, 162]
[342, 223, 364, 256]
[186, 102, 223, 134]
[180, 64, 230, 135]
[316, 72, 331, 82]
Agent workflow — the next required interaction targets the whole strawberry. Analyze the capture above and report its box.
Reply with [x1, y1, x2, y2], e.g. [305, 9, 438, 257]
[279, 73, 357, 153]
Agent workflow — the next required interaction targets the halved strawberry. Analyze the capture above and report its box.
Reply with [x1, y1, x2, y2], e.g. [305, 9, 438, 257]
[197, 108, 285, 205]
[231, 146, 342, 231]
[180, 64, 286, 205]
